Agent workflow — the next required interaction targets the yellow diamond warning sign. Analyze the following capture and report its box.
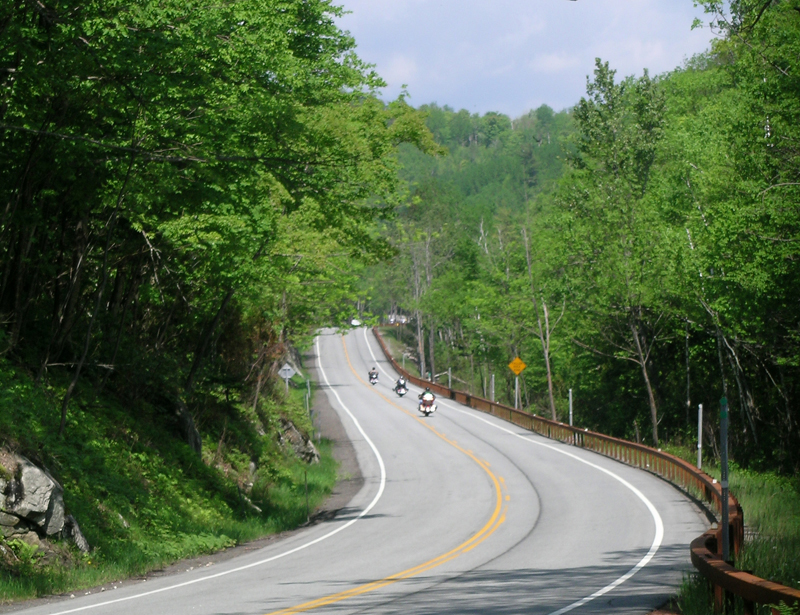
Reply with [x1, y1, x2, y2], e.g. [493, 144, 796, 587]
[508, 357, 527, 375]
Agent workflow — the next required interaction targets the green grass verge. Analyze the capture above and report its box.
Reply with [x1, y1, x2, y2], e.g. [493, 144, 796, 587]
[376, 326, 421, 378]
[661, 442, 800, 614]
[0, 357, 337, 604]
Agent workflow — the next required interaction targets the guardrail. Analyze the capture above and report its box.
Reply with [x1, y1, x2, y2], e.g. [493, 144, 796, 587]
[372, 327, 800, 614]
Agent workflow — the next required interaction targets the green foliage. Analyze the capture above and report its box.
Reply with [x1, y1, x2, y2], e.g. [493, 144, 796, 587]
[729, 466, 800, 591]
[0, 0, 437, 445]
[4, 540, 44, 577]
[366, 0, 800, 472]
[770, 603, 800, 615]
[0, 351, 336, 602]
[364, 4, 800, 603]
[0, 5, 434, 598]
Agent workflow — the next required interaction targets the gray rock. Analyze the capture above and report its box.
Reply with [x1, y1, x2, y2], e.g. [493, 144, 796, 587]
[63, 515, 91, 553]
[11, 457, 65, 535]
[12, 459, 51, 520]
[0, 453, 65, 536]
[278, 419, 320, 464]
[43, 482, 65, 535]
[0, 512, 28, 538]
[0, 511, 18, 526]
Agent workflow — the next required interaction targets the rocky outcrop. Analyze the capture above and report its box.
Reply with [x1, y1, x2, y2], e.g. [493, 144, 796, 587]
[0, 449, 89, 553]
[63, 515, 90, 553]
[278, 419, 320, 464]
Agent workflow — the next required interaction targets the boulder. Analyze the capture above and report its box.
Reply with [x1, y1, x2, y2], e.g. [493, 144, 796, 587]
[0, 450, 90, 558]
[0, 511, 28, 538]
[0, 452, 65, 536]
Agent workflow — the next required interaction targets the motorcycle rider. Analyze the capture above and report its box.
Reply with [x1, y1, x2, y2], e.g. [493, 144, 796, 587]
[368, 367, 379, 382]
[418, 386, 436, 411]
[395, 376, 407, 392]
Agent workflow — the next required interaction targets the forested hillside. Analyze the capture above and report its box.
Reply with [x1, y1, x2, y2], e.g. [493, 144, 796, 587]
[365, 1, 800, 475]
[0, 0, 436, 596]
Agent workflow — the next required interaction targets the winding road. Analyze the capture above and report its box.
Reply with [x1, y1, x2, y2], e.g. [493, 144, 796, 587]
[13, 328, 707, 615]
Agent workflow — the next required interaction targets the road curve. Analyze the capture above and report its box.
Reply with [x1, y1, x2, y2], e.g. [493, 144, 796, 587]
[12, 328, 707, 615]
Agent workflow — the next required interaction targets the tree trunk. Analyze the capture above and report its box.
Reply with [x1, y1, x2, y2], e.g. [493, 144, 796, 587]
[523, 228, 557, 420]
[9, 225, 36, 350]
[59, 158, 133, 435]
[715, 326, 729, 398]
[631, 320, 659, 446]
[722, 336, 759, 444]
[541, 299, 557, 420]
[428, 320, 436, 382]
[59, 219, 116, 436]
[685, 320, 691, 426]
[184, 287, 236, 395]
[416, 311, 426, 379]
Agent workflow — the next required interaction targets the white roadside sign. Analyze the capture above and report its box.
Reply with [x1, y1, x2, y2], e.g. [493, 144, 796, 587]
[278, 363, 296, 380]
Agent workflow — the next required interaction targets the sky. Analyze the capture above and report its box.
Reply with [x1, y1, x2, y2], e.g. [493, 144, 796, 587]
[335, 1, 718, 119]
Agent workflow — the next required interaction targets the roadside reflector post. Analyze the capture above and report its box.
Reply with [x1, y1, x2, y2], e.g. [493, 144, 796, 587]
[720, 396, 730, 562]
[697, 403, 703, 469]
[491, 374, 495, 402]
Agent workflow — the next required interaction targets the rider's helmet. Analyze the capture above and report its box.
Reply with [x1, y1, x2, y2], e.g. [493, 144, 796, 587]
[425, 387, 431, 392]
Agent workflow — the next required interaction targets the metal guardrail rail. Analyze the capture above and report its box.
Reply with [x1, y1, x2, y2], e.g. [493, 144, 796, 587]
[372, 327, 800, 614]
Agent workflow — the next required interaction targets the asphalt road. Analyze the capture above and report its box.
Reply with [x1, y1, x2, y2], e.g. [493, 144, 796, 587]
[13, 328, 707, 615]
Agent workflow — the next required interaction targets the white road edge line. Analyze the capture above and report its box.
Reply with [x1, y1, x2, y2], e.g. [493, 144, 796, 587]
[363, 327, 665, 615]
[46, 333, 387, 615]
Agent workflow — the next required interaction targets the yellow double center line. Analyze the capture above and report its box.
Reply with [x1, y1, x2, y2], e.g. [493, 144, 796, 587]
[265, 335, 507, 615]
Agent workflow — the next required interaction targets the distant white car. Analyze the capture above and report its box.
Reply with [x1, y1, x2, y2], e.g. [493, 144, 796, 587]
[350, 318, 361, 326]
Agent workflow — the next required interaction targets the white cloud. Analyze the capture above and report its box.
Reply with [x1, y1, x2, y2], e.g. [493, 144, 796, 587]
[382, 54, 418, 86]
[336, 0, 715, 118]
[529, 53, 581, 74]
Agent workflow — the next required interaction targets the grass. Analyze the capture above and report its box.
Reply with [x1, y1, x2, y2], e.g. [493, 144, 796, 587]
[0, 356, 338, 604]
[730, 466, 800, 591]
[377, 326, 422, 378]
[659, 440, 800, 614]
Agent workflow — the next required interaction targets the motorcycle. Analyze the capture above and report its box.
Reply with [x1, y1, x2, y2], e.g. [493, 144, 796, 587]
[418, 395, 437, 416]
[395, 385, 408, 397]
[369, 373, 379, 385]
